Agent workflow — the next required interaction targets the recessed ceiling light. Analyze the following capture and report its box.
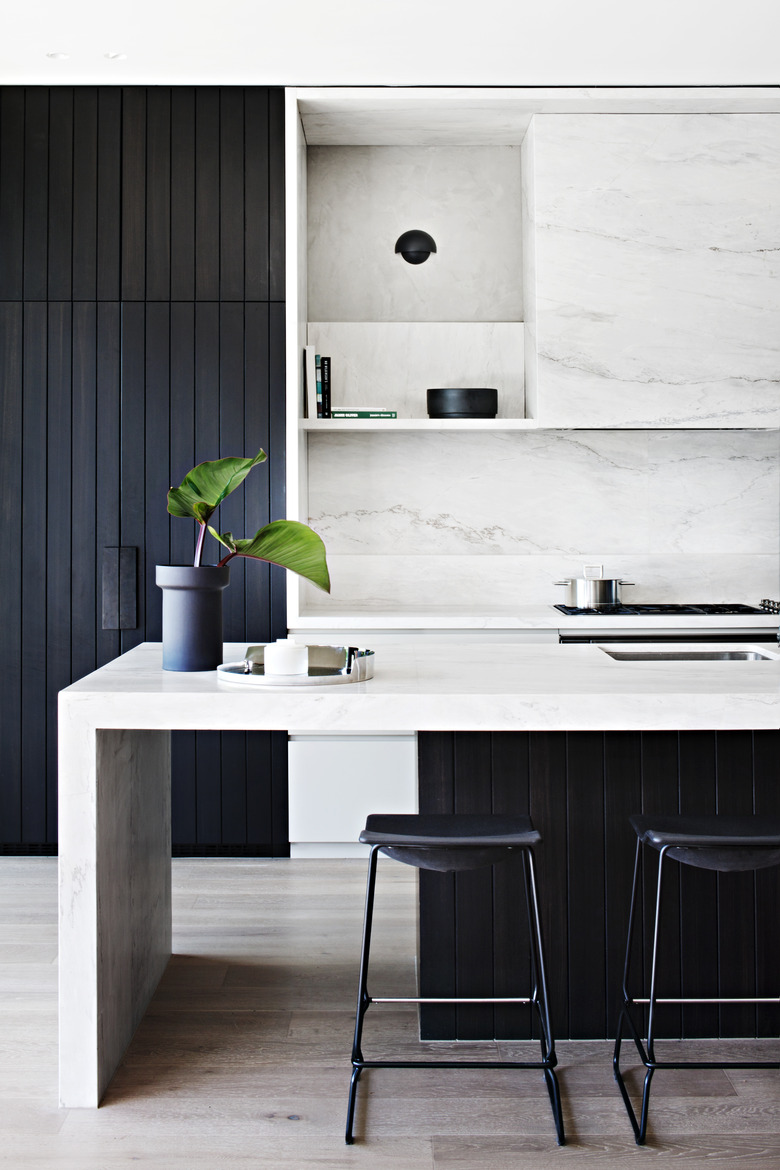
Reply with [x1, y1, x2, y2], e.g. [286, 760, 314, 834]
[104, 51, 127, 60]
[46, 52, 70, 60]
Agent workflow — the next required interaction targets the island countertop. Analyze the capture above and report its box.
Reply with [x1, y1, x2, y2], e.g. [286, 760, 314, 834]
[59, 640, 780, 732]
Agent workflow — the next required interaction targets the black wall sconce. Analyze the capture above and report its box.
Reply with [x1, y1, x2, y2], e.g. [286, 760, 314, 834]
[395, 229, 437, 265]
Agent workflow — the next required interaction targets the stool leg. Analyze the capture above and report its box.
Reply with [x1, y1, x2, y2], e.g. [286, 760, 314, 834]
[613, 836, 650, 1143]
[345, 845, 380, 1145]
[620, 838, 643, 1005]
[613, 839, 667, 1145]
[646, 847, 670, 1069]
[523, 849, 565, 1146]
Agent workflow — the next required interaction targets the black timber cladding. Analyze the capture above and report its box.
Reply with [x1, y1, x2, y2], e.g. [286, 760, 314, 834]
[0, 86, 288, 853]
[418, 730, 780, 1041]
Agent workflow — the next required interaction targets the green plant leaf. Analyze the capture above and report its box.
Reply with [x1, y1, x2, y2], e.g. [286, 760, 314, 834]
[168, 451, 267, 524]
[208, 528, 238, 554]
[212, 520, 331, 593]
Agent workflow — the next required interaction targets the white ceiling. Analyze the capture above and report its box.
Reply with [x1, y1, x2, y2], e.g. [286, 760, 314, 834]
[2, 0, 779, 87]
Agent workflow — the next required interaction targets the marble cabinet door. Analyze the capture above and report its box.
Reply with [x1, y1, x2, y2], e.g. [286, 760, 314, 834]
[523, 114, 780, 428]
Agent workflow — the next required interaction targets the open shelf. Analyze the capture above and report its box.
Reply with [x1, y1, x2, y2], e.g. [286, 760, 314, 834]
[301, 417, 539, 432]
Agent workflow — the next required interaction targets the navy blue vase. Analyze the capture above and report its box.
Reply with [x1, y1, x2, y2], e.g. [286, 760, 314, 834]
[156, 565, 230, 671]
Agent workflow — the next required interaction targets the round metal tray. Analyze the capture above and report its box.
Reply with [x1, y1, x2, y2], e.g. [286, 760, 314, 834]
[217, 645, 374, 687]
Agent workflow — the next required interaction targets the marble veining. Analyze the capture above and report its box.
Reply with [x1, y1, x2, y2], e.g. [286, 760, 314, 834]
[524, 113, 780, 427]
[304, 428, 780, 610]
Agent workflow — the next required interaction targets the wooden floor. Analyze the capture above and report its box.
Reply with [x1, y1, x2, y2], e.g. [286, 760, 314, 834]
[2, 858, 780, 1168]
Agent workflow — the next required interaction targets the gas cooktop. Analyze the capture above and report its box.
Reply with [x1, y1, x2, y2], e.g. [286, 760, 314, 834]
[554, 603, 776, 617]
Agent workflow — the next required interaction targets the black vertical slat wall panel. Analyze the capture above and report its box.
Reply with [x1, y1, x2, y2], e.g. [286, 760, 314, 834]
[245, 89, 270, 302]
[47, 89, 74, 300]
[714, 731, 757, 1038]
[195, 89, 220, 301]
[95, 302, 121, 668]
[119, 301, 146, 655]
[146, 90, 172, 302]
[23, 89, 49, 301]
[170, 89, 196, 300]
[419, 730, 780, 1040]
[0, 91, 25, 298]
[45, 304, 73, 844]
[72, 89, 98, 301]
[0, 304, 24, 840]
[268, 90, 286, 303]
[71, 302, 98, 687]
[96, 89, 122, 301]
[753, 732, 780, 1037]
[121, 88, 146, 302]
[20, 304, 48, 843]
[0, 86, 287, 854]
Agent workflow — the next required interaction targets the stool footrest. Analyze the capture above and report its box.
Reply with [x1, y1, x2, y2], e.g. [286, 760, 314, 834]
[632, 995, 780, 1005]
[639, 1059, 780, 1071]
[353, 1058, 556, 1071]
[372, 995, 532, 1005]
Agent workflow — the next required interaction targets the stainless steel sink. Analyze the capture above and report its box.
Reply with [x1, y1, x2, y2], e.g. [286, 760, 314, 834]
[599, 643, 780, 662]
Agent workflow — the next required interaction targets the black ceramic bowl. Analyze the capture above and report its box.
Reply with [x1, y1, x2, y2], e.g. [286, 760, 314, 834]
[427, 388, 498, 419]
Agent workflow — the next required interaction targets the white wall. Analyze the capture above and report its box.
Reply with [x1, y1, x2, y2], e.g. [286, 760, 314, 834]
[3, 0, 779, 86]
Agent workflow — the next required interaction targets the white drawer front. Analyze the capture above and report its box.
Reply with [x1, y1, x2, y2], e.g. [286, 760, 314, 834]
[288, 735, 417, 852]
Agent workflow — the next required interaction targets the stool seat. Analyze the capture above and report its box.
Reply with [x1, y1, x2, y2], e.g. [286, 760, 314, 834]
[360, 813, 541, 873]
[630, 814, 780, 872]
[361, 813, 541, 847]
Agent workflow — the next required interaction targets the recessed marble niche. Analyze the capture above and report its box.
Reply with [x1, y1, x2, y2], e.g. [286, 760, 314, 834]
[302, 428, 780, 611]
[306, 145, 523, 323]
[523, 113, 780, 428]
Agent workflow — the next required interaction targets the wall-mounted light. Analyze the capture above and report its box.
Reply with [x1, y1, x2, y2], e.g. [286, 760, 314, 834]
[394, 229, 437, 265]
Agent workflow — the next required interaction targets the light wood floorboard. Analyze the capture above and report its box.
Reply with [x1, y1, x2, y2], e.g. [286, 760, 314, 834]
[1, 856, 780, 1167]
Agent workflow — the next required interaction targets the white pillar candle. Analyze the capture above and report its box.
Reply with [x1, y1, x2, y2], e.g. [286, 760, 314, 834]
[263, 639, 309, 676]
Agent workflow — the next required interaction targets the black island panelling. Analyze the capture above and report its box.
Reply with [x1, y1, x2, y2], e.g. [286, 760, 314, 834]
[417, 729, 780, 1041]
[0, 86, 289, 854]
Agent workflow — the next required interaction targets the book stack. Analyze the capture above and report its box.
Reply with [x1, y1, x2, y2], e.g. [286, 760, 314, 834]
[303, 346, 397, 420]
[303, 346, 332, 417]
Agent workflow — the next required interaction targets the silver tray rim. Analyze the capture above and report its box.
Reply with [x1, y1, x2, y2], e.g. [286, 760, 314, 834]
[217, 646, 375, 687]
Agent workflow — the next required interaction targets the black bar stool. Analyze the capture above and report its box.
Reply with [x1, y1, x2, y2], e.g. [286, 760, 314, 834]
[345, 812, 564, 1146]
[614, 813, 780, 1144]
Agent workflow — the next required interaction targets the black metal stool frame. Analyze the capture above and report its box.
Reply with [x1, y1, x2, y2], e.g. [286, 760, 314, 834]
[346, 841, 565, 1145]
[614, 835, 780, 1145]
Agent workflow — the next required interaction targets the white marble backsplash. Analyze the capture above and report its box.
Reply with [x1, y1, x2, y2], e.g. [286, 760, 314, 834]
[307, 145, 523, 323]
[524, 113, 780, 427]
[299, 555, 780, 613]
[307, 322, 524, 417]
[305, 429, 780, 609]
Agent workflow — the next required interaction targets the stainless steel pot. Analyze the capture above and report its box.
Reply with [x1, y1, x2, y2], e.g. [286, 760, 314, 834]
[555, 578, 634, 608]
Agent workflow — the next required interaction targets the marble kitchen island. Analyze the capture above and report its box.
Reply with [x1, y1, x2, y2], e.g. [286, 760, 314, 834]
[58, 639, 780, 1105]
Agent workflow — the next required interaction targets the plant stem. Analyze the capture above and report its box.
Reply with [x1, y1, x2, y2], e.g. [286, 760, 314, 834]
[216, 551, 236, 569]
[194, 522, 207, 567]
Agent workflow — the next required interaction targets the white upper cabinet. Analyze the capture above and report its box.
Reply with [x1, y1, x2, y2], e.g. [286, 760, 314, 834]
[524, 113, 780, 428]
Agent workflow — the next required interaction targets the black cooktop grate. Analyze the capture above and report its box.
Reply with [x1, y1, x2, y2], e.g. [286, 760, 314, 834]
[554, 603, 771, 617]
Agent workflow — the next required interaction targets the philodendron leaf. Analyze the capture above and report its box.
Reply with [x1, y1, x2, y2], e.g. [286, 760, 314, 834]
[210, 520, 331, 593]
[168, 451, 267, 524]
